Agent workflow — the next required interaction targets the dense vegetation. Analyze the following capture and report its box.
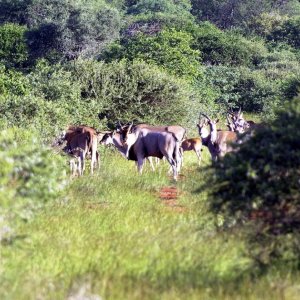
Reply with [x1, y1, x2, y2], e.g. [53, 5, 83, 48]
[1, 0, 300, 299]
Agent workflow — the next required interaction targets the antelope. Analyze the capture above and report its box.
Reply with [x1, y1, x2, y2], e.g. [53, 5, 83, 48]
[118, 123, 181, 180]
[180, 138, 202, 166]
[54, 125, 103, 176]
[100, 131, 160, 171]
[116, 122, 186, 172]
[197, 114, 238, 161]
[227, 108, 250, 133]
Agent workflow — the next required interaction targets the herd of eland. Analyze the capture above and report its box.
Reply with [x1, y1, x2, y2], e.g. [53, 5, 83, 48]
[53, 109, 260, 180]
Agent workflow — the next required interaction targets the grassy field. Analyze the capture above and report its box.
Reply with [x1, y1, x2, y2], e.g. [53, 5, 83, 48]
[1, 147, 299, 300]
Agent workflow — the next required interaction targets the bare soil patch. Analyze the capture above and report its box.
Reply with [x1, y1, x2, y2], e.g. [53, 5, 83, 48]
[159, 186, 186, 212]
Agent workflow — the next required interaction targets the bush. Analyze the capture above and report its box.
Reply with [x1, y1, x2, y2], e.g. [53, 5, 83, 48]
[71, 58, 201, 127]
[209, 96, 300, 267]
[1, 59, 202, 134]
[127, 0, 192, 16]
[0, 127, 66, 242]
[268, 16, 300, 49]
[0, 128, 66, 243]
[26, 0, 121, 60]
[109, 28, 202, 80]
[205, 65, 281, 112]
[0, 94, 72, 138]
[248, 12, 288, 37]
[190, 0, 273, 30]
[0, 64, 30, 96]
[193, 22, 267, 66]
[0, 0, 31, 25]
[0, 23, 28, 68]
[0, 128, 66, 204]
[27, 59, 81, 102]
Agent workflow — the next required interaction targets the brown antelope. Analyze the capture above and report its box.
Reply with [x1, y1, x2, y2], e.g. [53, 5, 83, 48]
[180, 138, 202, 166]
[54, 125, 102, 176]
[197, 114, 238, 161]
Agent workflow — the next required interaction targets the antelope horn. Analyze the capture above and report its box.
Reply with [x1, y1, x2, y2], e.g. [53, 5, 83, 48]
[127, 121, 134, 133]
[200, 113, 211, 122]
[227, 108, 234, 116]
[226, 115, 232, 125]
[198, 112, 202, 122]
[238, 107, 242, 116]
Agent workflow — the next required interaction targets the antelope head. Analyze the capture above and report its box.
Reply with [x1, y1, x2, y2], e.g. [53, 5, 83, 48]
[227, 108, 249, 133]
[200, 113, 219, 144]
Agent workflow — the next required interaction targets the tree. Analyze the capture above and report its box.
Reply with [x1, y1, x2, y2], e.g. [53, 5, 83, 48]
[0, 23, 28, 68]
[0, 0, 32, 25]
[104, 28, 202, 80]
[209, 96, 300, 266]
[191, 0, 274, 29]
[26, 0, 121, 60]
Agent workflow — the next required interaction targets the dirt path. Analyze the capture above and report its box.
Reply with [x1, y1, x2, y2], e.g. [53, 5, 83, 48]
[159, 186, 186, 212]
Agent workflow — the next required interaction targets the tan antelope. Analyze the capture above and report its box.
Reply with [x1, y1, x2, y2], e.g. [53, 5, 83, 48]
[54, 125, 102, 176]
[180, 138, 202, 166]
[197, 114, 238, 161]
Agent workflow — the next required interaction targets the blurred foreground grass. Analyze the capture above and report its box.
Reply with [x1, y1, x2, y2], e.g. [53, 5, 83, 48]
[1, 147, 299, 299]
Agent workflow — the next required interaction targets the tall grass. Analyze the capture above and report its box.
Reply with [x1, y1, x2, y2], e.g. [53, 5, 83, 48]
[1, 148, 299, 299]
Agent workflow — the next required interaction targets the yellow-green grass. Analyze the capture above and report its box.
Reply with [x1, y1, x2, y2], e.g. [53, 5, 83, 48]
[1, 147, 299, 299]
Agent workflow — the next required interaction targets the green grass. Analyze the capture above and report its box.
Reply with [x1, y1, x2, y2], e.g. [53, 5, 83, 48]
[1, 147, 299, 299]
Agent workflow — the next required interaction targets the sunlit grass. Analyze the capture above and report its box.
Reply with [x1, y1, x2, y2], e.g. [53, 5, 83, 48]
[1, 147, 299, 299]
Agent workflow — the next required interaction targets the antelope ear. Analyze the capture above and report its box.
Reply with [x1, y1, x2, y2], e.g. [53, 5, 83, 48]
[215, 119, 220, 124]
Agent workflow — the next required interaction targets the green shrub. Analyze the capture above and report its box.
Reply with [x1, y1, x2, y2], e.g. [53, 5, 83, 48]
[1, 59, 202, 134]
[0, 127, 66, 236]
[0, 64, 30, 96]
[205, 65, 281, 112]
[193, 22, 267, 66]
[112, 28, 202, 80]
[190, 0, 273, 29]
[27, 59, 81, 102]
[0, 0, 31, 24]
[127, 0, 192, 16]
[268, 16, 300, 49]
[71, 58, 201, 127]
[0, 23, 28, 67]
[209, 96, 300, 267]
[248, 12, 288, 37]
[26, 0, 121, 60]
[0, 128, 66, 204]
[0, 94, 73, 138]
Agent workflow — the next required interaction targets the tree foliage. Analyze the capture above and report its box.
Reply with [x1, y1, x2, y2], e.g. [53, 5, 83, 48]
[71, 58, 199, 126]
[209, 97, 300, 265]
[205, 65, 281, 112]
[190, 0, 300, 30]
[26, 0, 121, 60]
[193, 22, 268, 66]
[0, 23, 28, 67]
[107, 28, 202, 80]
